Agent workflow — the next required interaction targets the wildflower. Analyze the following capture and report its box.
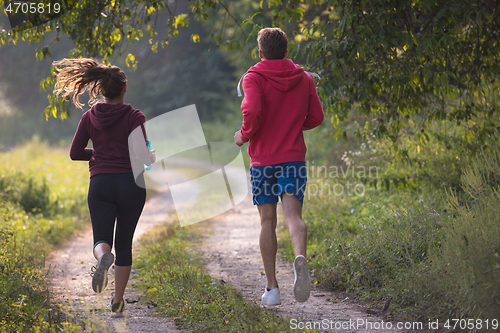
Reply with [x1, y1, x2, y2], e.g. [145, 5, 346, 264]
[350, 209, 355, 214]
[59, 204, 64, 209]
[363, 225, 366, 229]
[147, 288, 158, 294]
[321, 219, 324, 222]
[395, 212, 399, 217]
[419, 199, 423, 203]
[408, 207, 411, 211]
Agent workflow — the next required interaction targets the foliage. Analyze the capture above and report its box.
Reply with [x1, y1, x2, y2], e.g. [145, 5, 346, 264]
[437, 148, 500, 318]
[278, 130, 500, 321]
[303, 107, 478, 192]
[0, 0, 246, 120]
[122, 18, 239, 121]
[2, 0, 500, 150]
[0, 172, 51, 213]
[258, 0, 500, 150]
[0, 139, 90, 332]
[135, 219, 303, 333]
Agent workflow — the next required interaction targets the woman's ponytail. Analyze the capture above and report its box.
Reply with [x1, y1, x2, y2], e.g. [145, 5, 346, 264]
[53, 58, 127, 109]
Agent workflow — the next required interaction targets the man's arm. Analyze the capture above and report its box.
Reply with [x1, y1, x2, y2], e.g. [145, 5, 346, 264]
[239, 74, 262, 143]
[302, 76, 324, 131]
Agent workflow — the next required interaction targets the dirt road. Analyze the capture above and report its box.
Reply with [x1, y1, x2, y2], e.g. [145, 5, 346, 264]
[203, 195, 409, 333]
[46, 188, 182, 333]
[47, 175, 418, 332]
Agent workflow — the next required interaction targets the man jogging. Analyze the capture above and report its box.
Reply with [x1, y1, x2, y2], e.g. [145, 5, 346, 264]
[234, 27, 324, 306]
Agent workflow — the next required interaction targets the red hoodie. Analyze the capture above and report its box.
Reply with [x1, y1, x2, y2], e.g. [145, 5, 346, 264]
[240, 59, 324, 166]
[70, 103, 148, 177]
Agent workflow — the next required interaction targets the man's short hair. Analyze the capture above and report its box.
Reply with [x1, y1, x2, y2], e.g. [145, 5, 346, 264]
[257, 28, 288, 60]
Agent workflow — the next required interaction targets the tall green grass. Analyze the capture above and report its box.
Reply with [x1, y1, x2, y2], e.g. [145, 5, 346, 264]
[436, 149, 500, 318]
[277, 118, 500, 322]
[0, 138, 90, 332]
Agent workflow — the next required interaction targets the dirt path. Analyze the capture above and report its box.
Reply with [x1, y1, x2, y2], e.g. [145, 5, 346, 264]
[46, 187, 182, 333]
[47, 168, 426, 332]
[203, 195, 423, 333]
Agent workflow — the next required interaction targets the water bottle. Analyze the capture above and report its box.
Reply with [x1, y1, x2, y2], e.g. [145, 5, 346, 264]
[144, 140, 153, 171]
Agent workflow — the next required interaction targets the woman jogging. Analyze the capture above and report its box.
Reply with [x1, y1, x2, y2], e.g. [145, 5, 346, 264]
[53, 58, 155, 315]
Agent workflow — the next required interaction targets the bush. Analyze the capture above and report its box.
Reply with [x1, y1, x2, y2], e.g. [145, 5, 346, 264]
[285, 145, 500, 322]
[0, 140, 90, 332]
[437, 148, 500, 318]
[0, 173, 52, 213]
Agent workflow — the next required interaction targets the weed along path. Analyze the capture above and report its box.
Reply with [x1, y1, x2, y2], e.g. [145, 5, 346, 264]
[46, 177, 185, 332]
[203, 195, 427, 333]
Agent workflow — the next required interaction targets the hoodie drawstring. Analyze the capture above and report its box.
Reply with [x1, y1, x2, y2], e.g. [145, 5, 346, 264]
[237, 73, 248, 97]
[305, 71, 320, 80]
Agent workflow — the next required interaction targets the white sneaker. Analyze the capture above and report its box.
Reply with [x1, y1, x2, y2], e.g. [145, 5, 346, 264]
[293, 255, 311, 302]
[261, 287, 281, 306]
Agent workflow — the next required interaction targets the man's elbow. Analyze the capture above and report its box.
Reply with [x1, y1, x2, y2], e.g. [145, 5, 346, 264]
[317, 113, 325, 126]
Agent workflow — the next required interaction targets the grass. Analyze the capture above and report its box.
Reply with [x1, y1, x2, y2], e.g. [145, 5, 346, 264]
[0, 138, 91, 332]
[277, 119, 500, 323]
[3, 116, 498, 331]
[134, 218, 309, 333]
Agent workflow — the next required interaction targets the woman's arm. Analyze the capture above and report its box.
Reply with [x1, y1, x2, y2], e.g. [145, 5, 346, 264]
[130, 123, 155, 165]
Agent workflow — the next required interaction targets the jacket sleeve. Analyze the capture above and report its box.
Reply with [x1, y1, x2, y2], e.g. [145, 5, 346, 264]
[129, 111, 153, 166]
[302, 76, 324, 131]
[239, 74, 262, 143]
[69, 113, 93, 161]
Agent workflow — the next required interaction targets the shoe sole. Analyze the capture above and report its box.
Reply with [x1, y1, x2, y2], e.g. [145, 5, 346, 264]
[261, 296, 281, 306]
[293, 256, 311, 302]
[261, 287, 281, 306]
[92, 252, 114, 293]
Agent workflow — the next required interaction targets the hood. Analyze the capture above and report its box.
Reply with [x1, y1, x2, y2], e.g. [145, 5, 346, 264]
[247, 59, 305, 92]
[89, 103, 133, 130]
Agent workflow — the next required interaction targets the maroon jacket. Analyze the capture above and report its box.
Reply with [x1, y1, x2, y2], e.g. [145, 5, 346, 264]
[70, 103, 148, 177]
[240, 59, 324, 166]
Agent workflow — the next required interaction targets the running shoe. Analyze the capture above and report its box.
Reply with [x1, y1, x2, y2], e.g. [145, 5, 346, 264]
[262, 287, 281, 306]
[110, 298, 124, 317]
[90, 252, 114, 293]
[293, 255, 311, 302]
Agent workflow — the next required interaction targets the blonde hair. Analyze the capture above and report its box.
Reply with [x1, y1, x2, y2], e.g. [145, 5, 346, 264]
[53, 58, 127, 109]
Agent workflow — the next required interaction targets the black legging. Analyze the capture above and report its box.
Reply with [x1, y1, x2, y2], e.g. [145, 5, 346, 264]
[88, 172, 146, 266]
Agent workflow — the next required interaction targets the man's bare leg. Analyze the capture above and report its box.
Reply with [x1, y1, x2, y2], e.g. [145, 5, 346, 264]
[281, 193, 307, 257]
[282, 192, 311, 302]
[257, 203, 278, 289]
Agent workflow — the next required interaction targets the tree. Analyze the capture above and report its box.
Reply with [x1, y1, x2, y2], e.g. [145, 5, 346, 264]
[0, 0, 245, 119]
[262, 0, 500, 151]
[2, 0, 499, 151]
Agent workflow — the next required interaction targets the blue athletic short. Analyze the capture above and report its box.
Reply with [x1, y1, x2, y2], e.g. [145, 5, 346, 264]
[249, 161, 307, 205]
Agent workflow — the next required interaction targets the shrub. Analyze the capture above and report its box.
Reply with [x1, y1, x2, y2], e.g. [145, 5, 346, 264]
[437, 148, 500, 318]
[0, 173, 52, 213]
[0, 140, 90, 332]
